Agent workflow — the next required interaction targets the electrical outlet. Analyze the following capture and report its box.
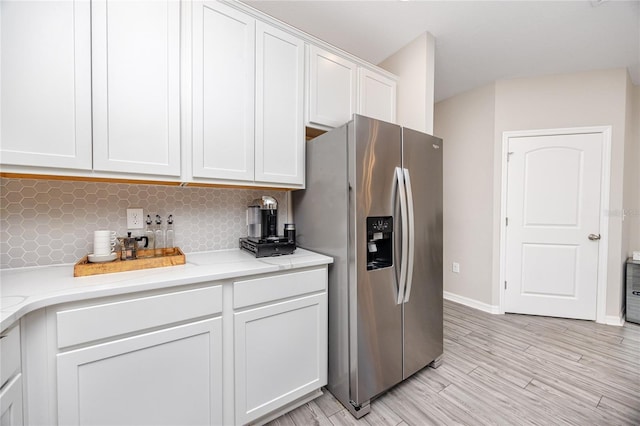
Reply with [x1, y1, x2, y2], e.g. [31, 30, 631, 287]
[452, 262, 460, 273]
[127, 208, 144, 229]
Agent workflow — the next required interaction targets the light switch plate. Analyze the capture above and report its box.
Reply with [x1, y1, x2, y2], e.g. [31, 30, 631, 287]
[127, 208, 144, 229]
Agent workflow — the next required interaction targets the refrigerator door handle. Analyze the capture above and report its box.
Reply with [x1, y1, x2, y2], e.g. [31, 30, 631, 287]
[403, 168, 415, 303]
[395, 167, 408, 305]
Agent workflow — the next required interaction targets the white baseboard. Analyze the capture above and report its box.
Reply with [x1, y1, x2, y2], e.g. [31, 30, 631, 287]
[604, 306, 626, 327]
[443, 291, 501, 315]
[604, 315, 625, 326]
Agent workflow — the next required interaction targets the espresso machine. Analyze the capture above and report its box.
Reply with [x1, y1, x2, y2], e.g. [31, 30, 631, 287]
[240, 196, 296, 257]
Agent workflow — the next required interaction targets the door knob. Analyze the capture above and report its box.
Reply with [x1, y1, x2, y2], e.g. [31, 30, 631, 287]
[588, 234, 601, 241]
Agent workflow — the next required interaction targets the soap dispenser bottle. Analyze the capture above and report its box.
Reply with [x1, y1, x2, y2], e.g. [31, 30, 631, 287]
[154, 214, 165, 257]
[142, 215, 155, 258]
[165, 214, 175, 255]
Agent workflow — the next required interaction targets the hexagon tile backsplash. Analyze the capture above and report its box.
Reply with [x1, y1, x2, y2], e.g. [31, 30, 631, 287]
[0, 178, 289, 269]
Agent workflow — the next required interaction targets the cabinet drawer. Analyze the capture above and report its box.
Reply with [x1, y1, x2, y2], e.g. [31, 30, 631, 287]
[234, 268, 326, 309]
[57, 285, 222, 349]
[0, 325, 21, 388]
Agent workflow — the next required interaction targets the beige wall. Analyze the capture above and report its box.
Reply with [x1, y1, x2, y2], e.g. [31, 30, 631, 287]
[622, 74, 636, 261]
[435, 68, 636, 321]
[434, 84, 496, 306]
[379, 32, 435, 134]
[627, 84, 640, 256]
[631, 86, 640, 251]
[494, 69, 629, 319]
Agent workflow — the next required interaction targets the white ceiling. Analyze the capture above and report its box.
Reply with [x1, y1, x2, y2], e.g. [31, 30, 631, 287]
[243, 0, 640, 101]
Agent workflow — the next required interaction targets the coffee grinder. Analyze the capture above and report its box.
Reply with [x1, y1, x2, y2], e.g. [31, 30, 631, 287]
[241, 196, 296, 257]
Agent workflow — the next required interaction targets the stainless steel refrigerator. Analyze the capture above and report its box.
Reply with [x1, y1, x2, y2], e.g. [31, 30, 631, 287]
[292, 115, 443, 418]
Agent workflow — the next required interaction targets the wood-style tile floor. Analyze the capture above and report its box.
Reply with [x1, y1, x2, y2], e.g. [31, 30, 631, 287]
[266, 299, 640, 426]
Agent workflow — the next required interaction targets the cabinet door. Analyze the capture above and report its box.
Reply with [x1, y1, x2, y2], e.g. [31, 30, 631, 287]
[0, 374, 23, 426]
[92, 0, 181, 176]
[192, 1, 255, 181]
[307, 46, 357, 129]
[0, 0, 92, 170]
[358, 68, 397, 123]
[255, 22, 305, 186]
[57, 318, 223, 426]
[234, 293, 327, 425]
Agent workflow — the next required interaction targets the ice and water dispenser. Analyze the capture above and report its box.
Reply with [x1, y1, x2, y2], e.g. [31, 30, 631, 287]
[366, 216, 393, 270]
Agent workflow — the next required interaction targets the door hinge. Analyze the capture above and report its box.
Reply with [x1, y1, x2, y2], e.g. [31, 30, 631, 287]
[507, 151, 514, 162]
[504, 281, 507, 290]
[506, 217, 509, 226]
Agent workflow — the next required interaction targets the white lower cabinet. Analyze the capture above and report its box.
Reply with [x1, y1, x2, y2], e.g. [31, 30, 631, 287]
[55, 285, 224, 426]
[234, 294, 327, 424]
[0, 374, 23, 426]
[20, 266, 328, 426]
[57, 318, 223, 426]
[233, 268, 328, 425]
[0, 324, 23, 426]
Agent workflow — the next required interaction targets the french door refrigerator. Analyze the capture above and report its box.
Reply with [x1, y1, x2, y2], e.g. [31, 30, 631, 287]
[292, 115, 443, 418]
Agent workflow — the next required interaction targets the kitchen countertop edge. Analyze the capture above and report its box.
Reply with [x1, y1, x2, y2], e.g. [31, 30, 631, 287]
[0, 248, 333, 332]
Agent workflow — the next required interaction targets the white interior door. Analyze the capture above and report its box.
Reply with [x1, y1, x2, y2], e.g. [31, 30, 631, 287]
[505, 132, 603, 320]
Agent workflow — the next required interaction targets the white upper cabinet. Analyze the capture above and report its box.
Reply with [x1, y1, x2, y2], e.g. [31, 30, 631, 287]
[255, 22, 305, 186]
[306, 46, 397, 129]
[1, 0, 393, 186]
[358, 67, 397, 124]
[92, 0, 181, 177]
[307, 45, 357, 129]
[0, 0, 92, 170]
[191, 2, 305, 188]
[192, 1, 255, 181]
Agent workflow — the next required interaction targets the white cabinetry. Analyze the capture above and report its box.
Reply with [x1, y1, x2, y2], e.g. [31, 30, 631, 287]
[0, 0, 180, 177]
[0, 325, 23, 426]
[306, 46, 397, 129]
[0, 0, 92, 170]
[192, 1, 304, 187]
[358, 67, 397, 124]
[15, 258, 330, 426]
[306, 45, 357, 129]
[192, 1, 255, 181]
[233, 269, 328, 424]
[0, 376, 23, 426]
[1, 0, 393, 185]
[255, 22, 305, 186]
[92, 0, 181, 176]
[55, 285, 223, 426]
[58, 319, 222, 426]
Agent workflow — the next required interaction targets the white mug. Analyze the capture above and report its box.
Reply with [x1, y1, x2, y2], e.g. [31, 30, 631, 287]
[94, 230, 117, 255]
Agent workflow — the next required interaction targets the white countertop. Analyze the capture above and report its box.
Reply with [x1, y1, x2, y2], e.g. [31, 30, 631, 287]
[0, 248, 333, 332]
